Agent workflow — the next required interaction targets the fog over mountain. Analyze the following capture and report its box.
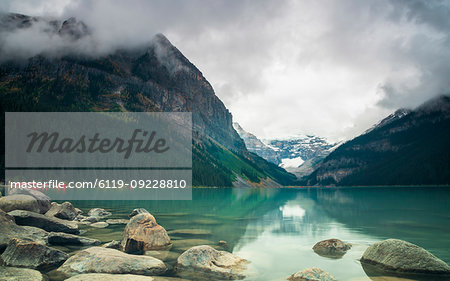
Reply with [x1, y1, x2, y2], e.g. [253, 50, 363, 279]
[1, 0, 449, 141]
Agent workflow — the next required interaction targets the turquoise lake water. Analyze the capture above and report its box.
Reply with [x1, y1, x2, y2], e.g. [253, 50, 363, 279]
[62, 186, 450, 281]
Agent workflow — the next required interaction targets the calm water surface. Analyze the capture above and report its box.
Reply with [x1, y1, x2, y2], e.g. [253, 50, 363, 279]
[62, 187, 450, 281]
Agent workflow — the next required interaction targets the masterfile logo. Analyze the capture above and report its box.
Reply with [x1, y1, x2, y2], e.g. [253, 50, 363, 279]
[26, 129, 170, 159]
[5, 112, 191, 168]
[5, 112, 192, 200]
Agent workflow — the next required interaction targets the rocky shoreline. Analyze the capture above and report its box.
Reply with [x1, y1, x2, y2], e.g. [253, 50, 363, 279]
[1, 189, 450, 281]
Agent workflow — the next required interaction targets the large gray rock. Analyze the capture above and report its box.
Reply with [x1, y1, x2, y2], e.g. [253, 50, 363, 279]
[8, 210, 79, 234]
[176, 245, 249, 280]
[0, 266, 46, 281]
[57, 247, 167, 276]
[287, 267, 337, 281]
[0, 210, 48, 251]
[48, 232, 101, 246]
[121, 212, 171, 254]
[88, 208, 112, 219]
[1, 238, 68, 271]
[0, 194, 41, 213]
[21, 226, 50, 244]
[7, 189, 51, 214]
[360, 239, 450, 275]
[129, 208, 150, 218]
[312, 238, 351, 258]
[45, 201, 81, 220]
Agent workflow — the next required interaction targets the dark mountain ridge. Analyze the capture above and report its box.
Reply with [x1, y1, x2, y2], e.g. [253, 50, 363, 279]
[306, 95, 450, 186]
[0, 13, 297, 187]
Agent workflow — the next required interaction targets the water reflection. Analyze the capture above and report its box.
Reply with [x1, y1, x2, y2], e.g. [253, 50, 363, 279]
[71, 187, 450, 281]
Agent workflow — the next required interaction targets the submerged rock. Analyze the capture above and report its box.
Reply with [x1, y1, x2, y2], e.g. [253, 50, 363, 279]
[121, 212, 171, 254]
[65, 274, 189, 281]
[312, 238, 352, 258]
[145, 250, 181, 262]
[1, 238, 68, 271]
[129, 208, 150, 218]
[360, 239, 450, 275]
[218, 240, 228, 249]
[176, 245, 249, 280]
[48, 232, 101, 246]
[45, 202, 81, 220]
[74, 215, 98, 223]
[287, 267, 337, 281]
[8, 210, 79, 234]
[65, 274, 156, 281]
[0, 194, 41, 213]
[88, 208, 112, 219]
[91, 222, 109, 228]
[103, 240, 121, 249]
[0, 266, 46, 281]
[172, 238, 216, 252]
[56, 247, 167, 276]
[106, 218, 129, 225]
[167, 228, 212, 236]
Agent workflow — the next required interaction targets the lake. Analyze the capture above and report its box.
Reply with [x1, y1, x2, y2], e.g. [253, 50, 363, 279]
[55, 186, 450, 281]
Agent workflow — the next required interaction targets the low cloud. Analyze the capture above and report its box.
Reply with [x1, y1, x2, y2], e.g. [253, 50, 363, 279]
[1, 0, 449, 141]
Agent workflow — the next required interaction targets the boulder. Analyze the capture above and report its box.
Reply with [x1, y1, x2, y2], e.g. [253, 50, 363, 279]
[312, 238, 351, 258]
[129, 208, 150, 218]
[48, 232, 101, 246]
[88, 208, 112, 219]
[0, 194, 40, 213]
[45, 201, 81, 220]
[56, 247, 167, 276]
[287, 267, 337, 281]
[8, 210, 79, 234]
[176, 245, 249, 280]
[7, 189, 51, 214]
[0, 266, 46, 281]
[1, 238, 68, 271]
[103, 240, 122, 249]
[21, 226, 50, 244]
[0, 210, 48, 251]
[360, 239, 450, 275]
[121, 212, 171, 254]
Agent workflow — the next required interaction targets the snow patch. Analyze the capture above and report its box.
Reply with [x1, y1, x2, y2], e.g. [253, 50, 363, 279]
[279, 157, 304, 168]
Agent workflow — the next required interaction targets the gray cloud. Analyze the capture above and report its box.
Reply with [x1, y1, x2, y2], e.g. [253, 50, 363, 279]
[1, 0, 449, 141]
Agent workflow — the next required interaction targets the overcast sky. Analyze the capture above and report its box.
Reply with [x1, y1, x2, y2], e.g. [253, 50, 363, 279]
[2, 0, 450, 142]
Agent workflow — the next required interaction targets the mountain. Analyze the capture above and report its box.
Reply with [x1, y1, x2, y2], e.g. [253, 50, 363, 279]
[233, 123, 335, 178]
[233, 123, 281, 164]
[306, 95, 450, 186]
[0, 13, 297, 187]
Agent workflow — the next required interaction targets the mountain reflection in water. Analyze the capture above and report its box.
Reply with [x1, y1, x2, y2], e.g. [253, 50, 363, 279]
[70, 187, 450, 281]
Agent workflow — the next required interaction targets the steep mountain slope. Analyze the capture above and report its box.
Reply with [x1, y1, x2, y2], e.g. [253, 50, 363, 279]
[233, 123, 281, 164]
[306, 95, 450, 186]
[0, 13, 297, 186]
